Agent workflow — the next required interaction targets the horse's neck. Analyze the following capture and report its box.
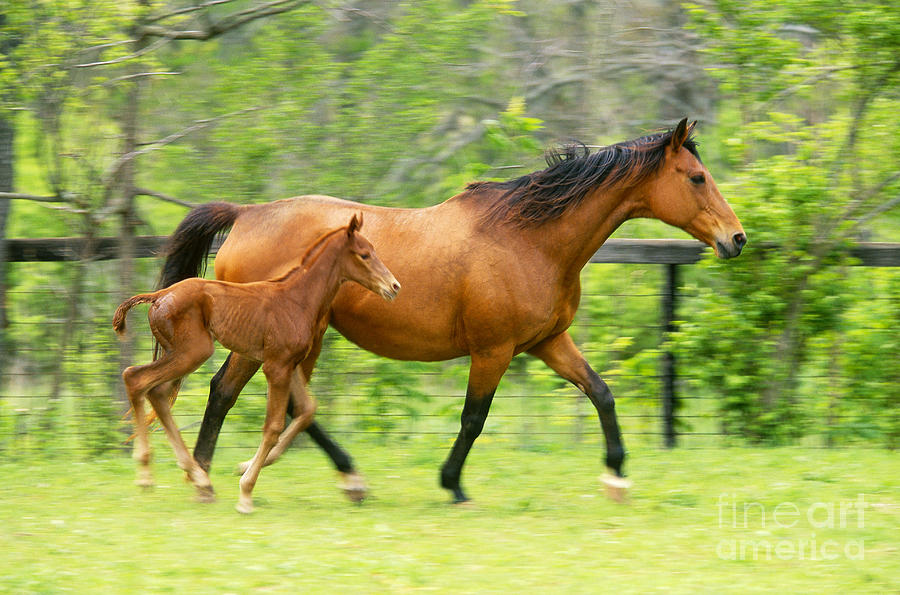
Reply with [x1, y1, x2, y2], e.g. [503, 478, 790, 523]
[537, 184, 645, 281]
[280, 238, 345, 321]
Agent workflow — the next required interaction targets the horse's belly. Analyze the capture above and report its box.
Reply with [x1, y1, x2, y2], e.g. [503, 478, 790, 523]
[329, 287, 466, 362]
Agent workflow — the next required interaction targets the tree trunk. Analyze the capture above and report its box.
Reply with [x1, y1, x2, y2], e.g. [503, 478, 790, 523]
[0, 115, 13, 390]
[115, 40, 145, 413]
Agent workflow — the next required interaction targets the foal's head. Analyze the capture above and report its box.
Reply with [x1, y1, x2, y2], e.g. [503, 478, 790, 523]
[641, 119, 747, 259]
[339, 214, 401, 301]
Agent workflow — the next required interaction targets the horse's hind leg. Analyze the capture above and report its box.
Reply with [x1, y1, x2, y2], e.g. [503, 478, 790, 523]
[122, 367, 154, 488]
[528, 331, 629, 501]
[146, 379, 215, 502]
[194, 352, 261, 472]
[299, 334, 367, 502]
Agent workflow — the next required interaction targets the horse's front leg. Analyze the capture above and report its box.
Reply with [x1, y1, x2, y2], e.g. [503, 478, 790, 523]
[236, 362, 291, 514]
[528, 331, 629, 501]
[440, 346, 513, 503]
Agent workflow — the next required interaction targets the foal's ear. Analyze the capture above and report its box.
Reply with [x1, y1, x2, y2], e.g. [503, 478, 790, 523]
[347, 212, 363, 236]
[669, 117, 690, 150]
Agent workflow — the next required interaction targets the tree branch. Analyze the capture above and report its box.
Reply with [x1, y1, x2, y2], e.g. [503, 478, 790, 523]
[104, 106, 263, 184]
[0, 191, 74, 203]
[134, 188, 197, 209]
[101, 72, 181, 86]
[137, 0, 309, 41]
[145, 0, 238, 25]
[74, 35, 173, 68]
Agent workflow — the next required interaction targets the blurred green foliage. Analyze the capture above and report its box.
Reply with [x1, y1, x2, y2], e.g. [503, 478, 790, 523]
[0, 1, 897, 453]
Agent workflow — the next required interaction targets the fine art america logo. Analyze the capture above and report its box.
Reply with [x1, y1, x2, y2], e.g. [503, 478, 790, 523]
[716, 493, 866, 561]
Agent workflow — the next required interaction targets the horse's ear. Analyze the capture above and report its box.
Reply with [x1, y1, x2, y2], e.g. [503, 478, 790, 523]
[347, 213, 362, 236]
[669, 117, 690, 150]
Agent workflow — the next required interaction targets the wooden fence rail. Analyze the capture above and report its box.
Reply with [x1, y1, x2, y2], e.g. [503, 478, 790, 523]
[7, 236, 900, 266]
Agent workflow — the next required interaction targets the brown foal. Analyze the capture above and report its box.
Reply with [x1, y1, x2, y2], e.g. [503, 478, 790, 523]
[113, 214, 399, 513]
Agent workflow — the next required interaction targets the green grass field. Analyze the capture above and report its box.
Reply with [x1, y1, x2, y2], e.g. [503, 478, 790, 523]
[0, 438, 896, 593]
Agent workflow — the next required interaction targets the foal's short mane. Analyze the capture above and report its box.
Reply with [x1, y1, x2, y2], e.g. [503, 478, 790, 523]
[464, 126, 700, 226]
[270, 225, 348, 283]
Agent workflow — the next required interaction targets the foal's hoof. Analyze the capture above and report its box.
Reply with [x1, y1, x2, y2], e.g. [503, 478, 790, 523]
[601, 472, 632, 503]
[135, 470, 154, 488]
[235, 499, 254, 515]
[234, 460, 251, 476]
[338, 472, 367, 503]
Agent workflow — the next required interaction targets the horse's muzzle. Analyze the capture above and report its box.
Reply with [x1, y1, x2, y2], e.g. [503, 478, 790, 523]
[717, 232, 747, 259]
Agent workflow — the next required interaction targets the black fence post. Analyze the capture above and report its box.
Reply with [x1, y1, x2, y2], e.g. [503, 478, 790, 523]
[661, 263, 679, 448]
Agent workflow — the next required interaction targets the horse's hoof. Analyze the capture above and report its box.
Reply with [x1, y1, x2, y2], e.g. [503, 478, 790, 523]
[195, 486, 216, 503]
[338, 472, 367, 503]
[601, 472, 632, 503]
[135, 479, 154, 489]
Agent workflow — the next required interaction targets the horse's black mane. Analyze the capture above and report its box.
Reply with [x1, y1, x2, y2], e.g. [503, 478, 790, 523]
[464, 126, 699, 226]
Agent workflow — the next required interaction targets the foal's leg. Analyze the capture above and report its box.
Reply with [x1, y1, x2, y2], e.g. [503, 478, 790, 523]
[236, 367, 317, 475]
[122, 344, 212, 489]
[236, 361, 292, 514]
[122, 371, 154, 488]
[440, 345, 514, 503]
[528, 331, 629, 500]
[194, 352, 261, 472]
[231, 332, 367, 501]
[146, 379, 214, 502]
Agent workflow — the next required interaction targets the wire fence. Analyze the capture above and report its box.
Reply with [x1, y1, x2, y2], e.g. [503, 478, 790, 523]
[1, 238, 897, 458]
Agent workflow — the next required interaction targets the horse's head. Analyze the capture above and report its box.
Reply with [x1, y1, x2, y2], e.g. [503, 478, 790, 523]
[643, 119, 746, 259]
[342, 213, 401, 301]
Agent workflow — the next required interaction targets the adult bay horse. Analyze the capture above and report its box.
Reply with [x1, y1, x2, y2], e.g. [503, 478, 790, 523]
[159, 118, 746, 503]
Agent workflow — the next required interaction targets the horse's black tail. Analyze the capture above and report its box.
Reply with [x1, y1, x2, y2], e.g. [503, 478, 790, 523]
[157, 201, 242, 289]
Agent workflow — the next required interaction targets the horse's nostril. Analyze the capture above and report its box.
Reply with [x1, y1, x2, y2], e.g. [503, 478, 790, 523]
[733, 232, 747, 250]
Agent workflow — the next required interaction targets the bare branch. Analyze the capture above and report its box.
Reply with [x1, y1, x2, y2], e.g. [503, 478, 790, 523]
[74, 36, 173, 68]
[137, 0, 309, 41]
[0, 191, 74, 203]
[134, 188, 197, 209]
[847, 193, 900, 231]
[101, 72, 181, 86]
[145, 0, 238, 24]
[104, 106, 263, 183]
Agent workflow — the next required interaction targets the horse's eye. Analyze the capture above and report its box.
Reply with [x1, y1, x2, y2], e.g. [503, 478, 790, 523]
[690, 174, 705, 185]
[359, 253, 370, 260]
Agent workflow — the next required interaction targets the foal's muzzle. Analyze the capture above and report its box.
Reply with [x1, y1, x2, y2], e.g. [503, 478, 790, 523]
[381, 280, 401, 301]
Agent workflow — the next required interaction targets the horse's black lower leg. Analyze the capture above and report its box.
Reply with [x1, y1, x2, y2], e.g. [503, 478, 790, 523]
[440, 390, 495, 503]
[194, 353, 254, 472]
[305, 421, 355, 474]
[583, 364, 625, 476]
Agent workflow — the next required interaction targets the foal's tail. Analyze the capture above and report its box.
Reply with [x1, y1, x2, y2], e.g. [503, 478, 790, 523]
[112, 293, 157, 336]
[157, 201, 242, 289]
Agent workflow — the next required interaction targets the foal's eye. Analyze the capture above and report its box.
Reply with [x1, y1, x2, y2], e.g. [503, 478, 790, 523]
[690, 173, 705, 185]
[359, 253, 370, 260]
